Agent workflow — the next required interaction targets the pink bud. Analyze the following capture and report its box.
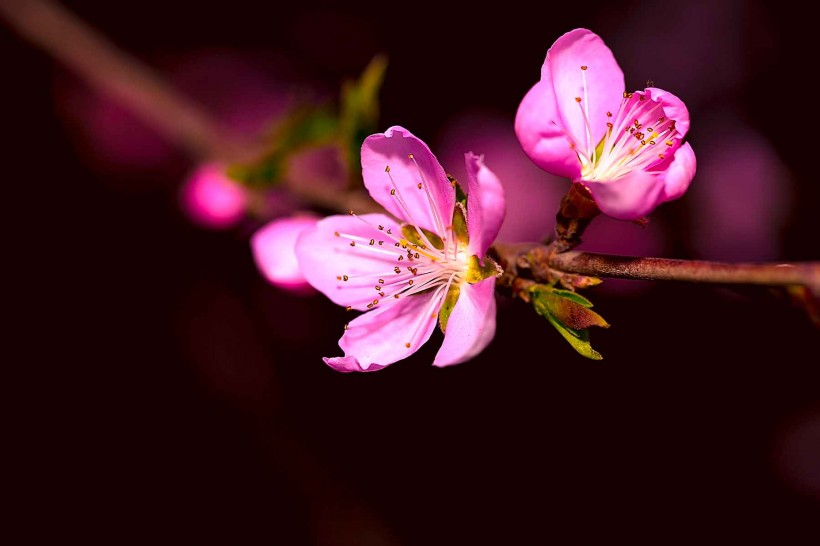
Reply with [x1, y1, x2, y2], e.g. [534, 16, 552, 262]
[180, 163, 248, 229]
[251, 215, 319, 291]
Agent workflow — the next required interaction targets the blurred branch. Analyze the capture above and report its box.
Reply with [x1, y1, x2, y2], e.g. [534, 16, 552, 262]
[0, 0, 250, 161]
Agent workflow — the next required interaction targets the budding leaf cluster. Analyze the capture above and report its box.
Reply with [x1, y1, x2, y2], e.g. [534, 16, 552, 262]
[528, 284, 609, 360]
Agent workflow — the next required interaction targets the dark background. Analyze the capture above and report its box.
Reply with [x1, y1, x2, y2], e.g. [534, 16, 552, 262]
[6, 0, 819, 543]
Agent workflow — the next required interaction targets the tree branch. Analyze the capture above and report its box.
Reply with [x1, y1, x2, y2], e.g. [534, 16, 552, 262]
[493, 242, 820, 292]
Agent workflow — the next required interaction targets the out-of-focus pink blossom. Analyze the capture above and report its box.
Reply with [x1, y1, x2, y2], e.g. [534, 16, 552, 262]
[251, 215, 319, 291]
[690, 114, 792, 261]
[437, 112, 567, 243]
[515, 28, 696, 220]
[180, 163, 248, 229]
[296, 127, 505, 372]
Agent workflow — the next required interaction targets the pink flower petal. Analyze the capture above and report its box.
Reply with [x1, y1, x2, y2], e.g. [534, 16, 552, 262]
[515, 80, 582, 179]
[251, 215, 318, 291]
[325, 291, 440, 372]
[546, 28, 625, 158]
[659, 142, 697, 202]
[645, 87, 691, 140]
[583, 172, 666, 221]
[361, 126, 455, 236]
[295, 213, 403, 311]
[463, 153, 506, 258]
[433, 278, 496, 368]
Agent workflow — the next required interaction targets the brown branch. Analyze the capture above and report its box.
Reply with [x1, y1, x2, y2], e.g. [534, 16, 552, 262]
[494, 242, 820, 293]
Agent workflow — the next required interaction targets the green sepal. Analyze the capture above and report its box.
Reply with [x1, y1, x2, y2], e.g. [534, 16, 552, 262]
[401, 224, 444, 251]
[438, 283, 461, 333]
[452, 201, 469, 247]
[465, 255, 502, 284]
[528, 284, 608, 360]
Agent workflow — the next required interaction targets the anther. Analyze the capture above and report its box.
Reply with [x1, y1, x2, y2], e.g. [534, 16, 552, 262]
[385, 166, 391, 172]
[386, 229, 392, 234]
[394, 266, 401, 274]
[348, 210, 354, 215]
[367, 303, 373, 309]
[580, 65, 588, 70]
[390, 189, 396, 196]
[414, 253, 420, 259]
[575, 97, 582, 102]
[343, 275, 349, 281]
[417, 183, 423, 189]
[408, 153, 414, 159]
[408, 280, 414, 286]
[395, 242, 400, 247]
[350, 241, 356, 247]
[344, 323, 349, 330]
[606, 111, 612, 117]
[334, 231, 340, 237]
[379, 292, 385, 297]
[369, 239, 375, 245]
[375, 286, 381, 291]
[378, 279, 385, 284]
[405, 342, 411, 348]
[378, 225, 384, 230]
[394, 294, 399, 299]
[373, 299, 379, 305]
[398, 256, 404, 261]
[378, 241, 384, 246]
[345, 306, 352, 312]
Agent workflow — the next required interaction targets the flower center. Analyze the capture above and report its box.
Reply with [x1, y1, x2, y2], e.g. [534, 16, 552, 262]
[332, 159, 470, 348]
[573, 66, 681, 181]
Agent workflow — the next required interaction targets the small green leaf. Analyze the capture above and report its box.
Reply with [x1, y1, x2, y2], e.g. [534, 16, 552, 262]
[545, 313, 603, 360]
[227, 106, 339, 188]
[528, 283, 607, 360]
[549, 288, 594, 307]
[340, 55, 388, 182]
[542, 292, 609, 330]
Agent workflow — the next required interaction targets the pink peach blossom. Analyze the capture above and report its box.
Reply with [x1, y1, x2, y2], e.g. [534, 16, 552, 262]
[252, 215, 319, 291]
[180, 162, 248, 229]
[515, 28, 697, 220]
[296, 126, 505, 372]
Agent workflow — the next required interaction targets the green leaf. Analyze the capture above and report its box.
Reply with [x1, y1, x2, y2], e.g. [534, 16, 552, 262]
[528, 284, 607, 360]
[340, 55, 388, 182]
[549, 288, 594, 307]
[227, 106, 339, 188]
[544, 313, 603, 360]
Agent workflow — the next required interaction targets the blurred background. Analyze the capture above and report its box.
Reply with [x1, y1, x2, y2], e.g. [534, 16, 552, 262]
[5, 0, 819, 543]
